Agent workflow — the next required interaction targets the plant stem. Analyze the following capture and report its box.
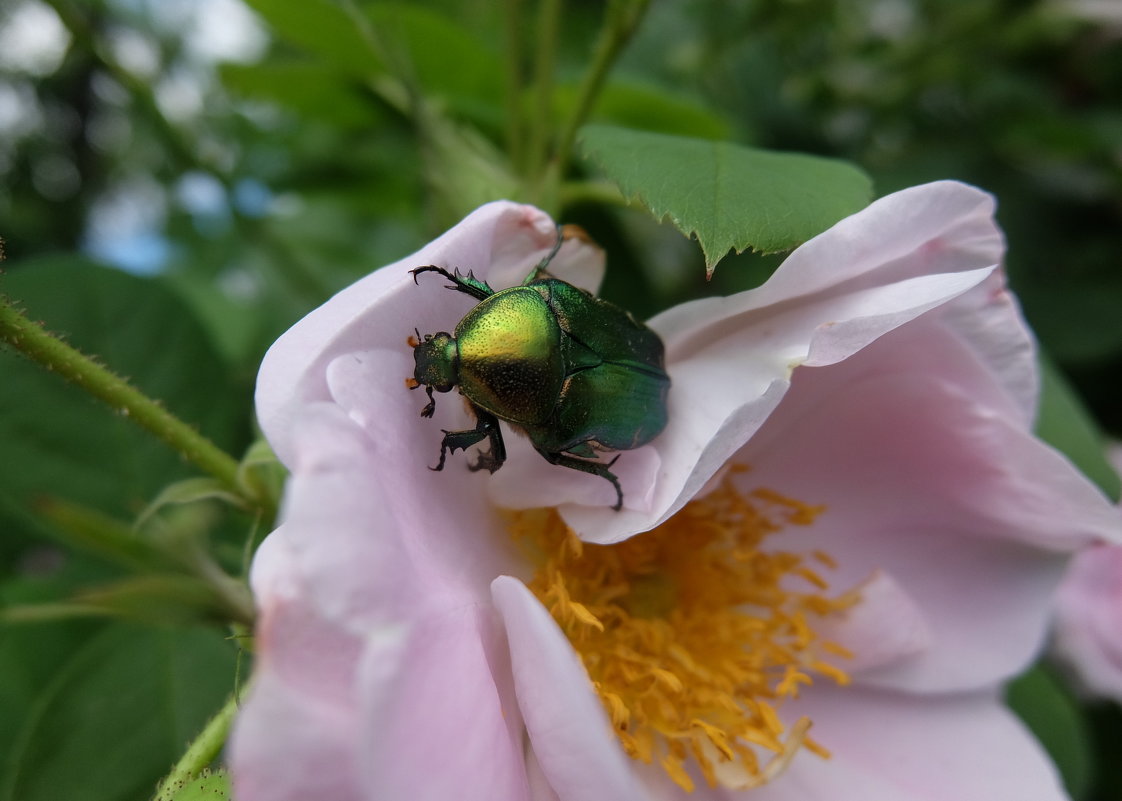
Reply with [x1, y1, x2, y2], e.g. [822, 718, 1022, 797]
[559, 178, 628, 208]
[504, 0, 527, 170]
[525, 0, 562, 202]
[552, 0, 651, 174]
[152, 693, 240, 800]
[0, 297, 247, 500]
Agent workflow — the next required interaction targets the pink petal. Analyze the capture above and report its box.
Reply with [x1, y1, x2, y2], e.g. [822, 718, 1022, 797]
[737, 325, 1120, 692]
[230, 597, 369, 801]
[491, 576, 647, 800]
[1054, 543, 1122, 700]
[355, 605, 529, 801]
[812, 571, 932, 674]
[266, 402, 507, 627]
[756, 686, 1069, 801]
[938, 270, 1038, 425]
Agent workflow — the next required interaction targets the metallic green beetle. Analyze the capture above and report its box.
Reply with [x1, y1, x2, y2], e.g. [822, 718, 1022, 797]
[410, 233, 670, 510]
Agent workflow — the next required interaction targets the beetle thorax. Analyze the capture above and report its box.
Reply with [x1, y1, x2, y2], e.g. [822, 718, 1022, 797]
[413, 332, 459, 393]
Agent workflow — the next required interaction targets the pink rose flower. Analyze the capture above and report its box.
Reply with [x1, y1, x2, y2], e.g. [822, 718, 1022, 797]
[1053, 446, 1122, 701]
[231, 182, 1122, 800]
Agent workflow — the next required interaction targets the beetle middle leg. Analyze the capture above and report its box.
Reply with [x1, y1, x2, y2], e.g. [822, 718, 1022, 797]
[536, 448, 624, 511]
[431, 409, 507, 474]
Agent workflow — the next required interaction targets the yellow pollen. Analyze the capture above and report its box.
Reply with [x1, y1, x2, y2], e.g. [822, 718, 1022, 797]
[509, 473, 857, 792]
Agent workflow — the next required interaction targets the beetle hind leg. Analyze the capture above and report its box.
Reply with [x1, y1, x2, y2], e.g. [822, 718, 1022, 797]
[537, 449, 624, 511]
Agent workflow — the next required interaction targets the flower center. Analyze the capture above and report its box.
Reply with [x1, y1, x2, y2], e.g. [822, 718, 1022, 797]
[509, 471, 857, 792]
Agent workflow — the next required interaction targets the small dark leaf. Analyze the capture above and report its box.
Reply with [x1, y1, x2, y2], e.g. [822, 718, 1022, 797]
[1006, 667, 1094, 800]
[1035, 357, 1121, 502]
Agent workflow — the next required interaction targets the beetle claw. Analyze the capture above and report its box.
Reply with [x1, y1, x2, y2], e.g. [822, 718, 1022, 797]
[469, 451, 503, 474]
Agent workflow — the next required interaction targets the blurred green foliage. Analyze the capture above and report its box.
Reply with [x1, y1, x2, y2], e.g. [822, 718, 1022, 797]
[1, 0, 1120, 799]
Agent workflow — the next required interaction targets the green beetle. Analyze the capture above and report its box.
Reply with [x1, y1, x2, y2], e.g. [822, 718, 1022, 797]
[409, 232, 670, 510]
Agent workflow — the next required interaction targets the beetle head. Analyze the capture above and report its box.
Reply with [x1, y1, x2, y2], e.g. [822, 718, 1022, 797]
[412, 332, 459, 394]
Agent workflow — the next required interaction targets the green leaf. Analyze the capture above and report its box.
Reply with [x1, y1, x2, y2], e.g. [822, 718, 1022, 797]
[0, 574, 101, 761]
[1017, 277, 1122, 365]
[237, 439, 286, 517]
[581, 81, 732, 140]
[1006, 667, 1093, 800]
[241, 2, 505, 124]
[2, 579, 234, 627]
[0, 258, 243, 541]
[0, 624, 239, 801]
[578, 124, 873, 273]
[136, 478, 249, 531]
[36, 499, 175, 574]
[220, 61, 381, 129]
[242, 0, 378, 77]
[367, 3, 504, 119]
[1035, 356, 1121, 503]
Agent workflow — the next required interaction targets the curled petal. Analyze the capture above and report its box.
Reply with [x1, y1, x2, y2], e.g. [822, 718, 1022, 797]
[510, 181, 1009, 542]
[1054, 543, 1122, 701]
[492, 576, 647, 800]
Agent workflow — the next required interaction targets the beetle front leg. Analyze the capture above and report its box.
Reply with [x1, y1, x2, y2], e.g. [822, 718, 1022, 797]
[411, 265, 494, 301]
[536, 449, 624, 511]
[430, 409, 507, 474]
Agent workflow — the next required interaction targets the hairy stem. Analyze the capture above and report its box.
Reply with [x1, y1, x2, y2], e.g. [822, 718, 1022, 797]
[152, 693, 240, 799]
[0, 297, 248, 501]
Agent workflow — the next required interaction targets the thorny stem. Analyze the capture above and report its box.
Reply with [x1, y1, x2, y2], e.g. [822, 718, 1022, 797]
[0, 297, 252, 505]
[152, 693, 240, 800]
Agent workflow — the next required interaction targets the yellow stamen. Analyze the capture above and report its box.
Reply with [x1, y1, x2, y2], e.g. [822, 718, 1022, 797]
[508, 473, 857, 791]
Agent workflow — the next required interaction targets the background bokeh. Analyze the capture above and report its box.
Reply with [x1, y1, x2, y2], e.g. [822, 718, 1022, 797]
[2, 1, 1120, 799]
